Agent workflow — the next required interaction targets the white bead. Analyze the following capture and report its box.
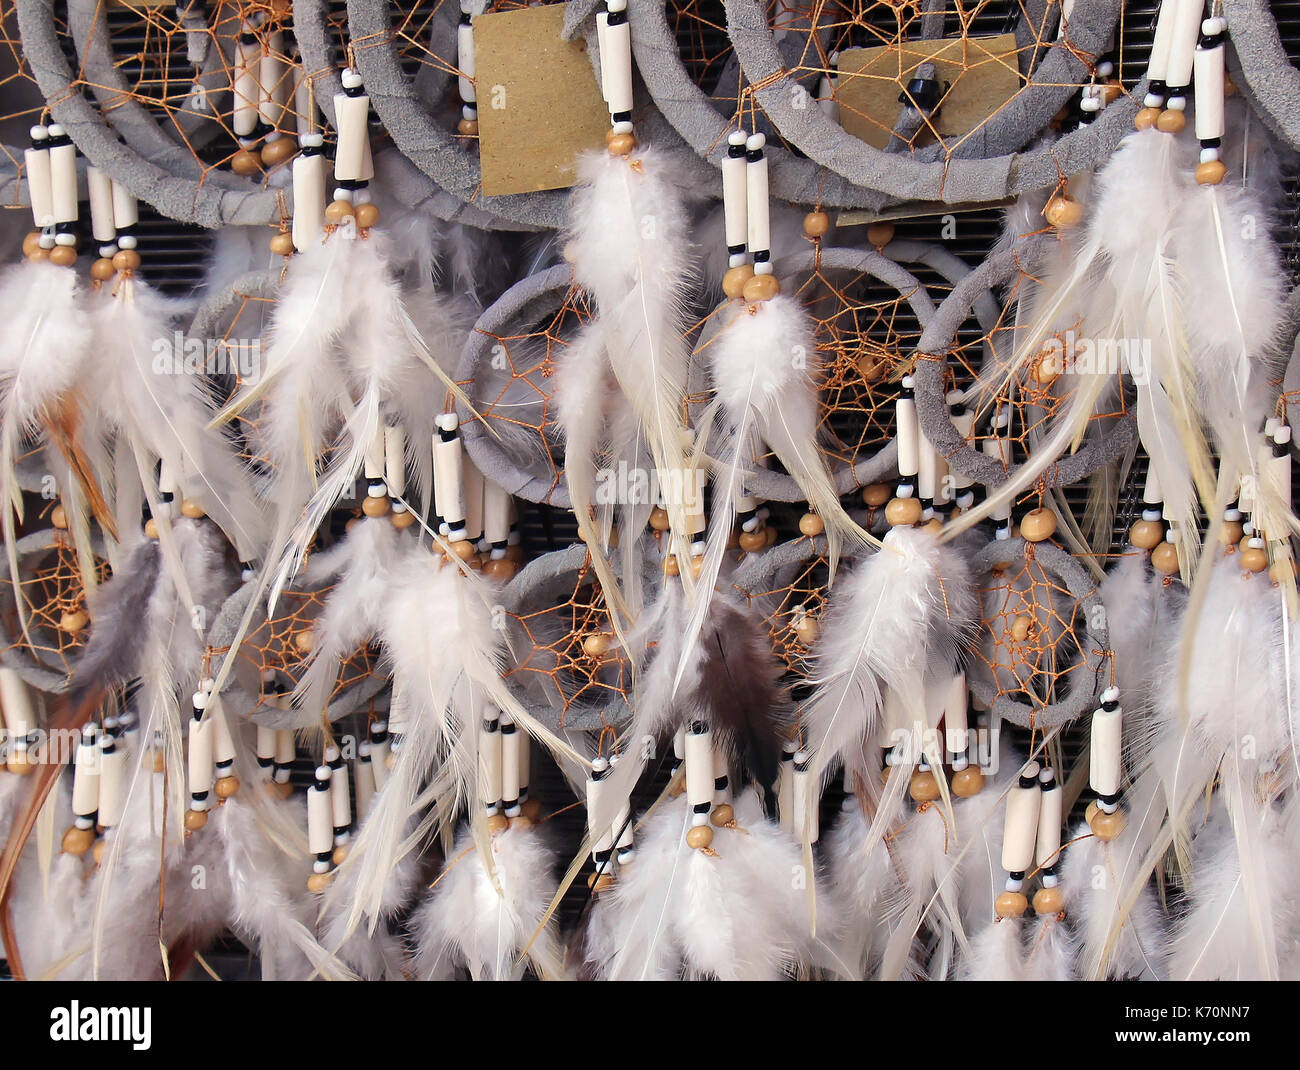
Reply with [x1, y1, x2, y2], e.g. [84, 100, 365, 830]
[341, 68, 362, 89]
[1167, 96, 1187, 111]
[1202, 16, 1226, 34]
[117, 234, 137, 250]
[1200, 147, 1220, 163]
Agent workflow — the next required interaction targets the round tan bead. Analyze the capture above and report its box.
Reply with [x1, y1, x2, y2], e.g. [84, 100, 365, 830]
[51, 503, 68, 529]
[384, 509, 414, 531]
[215, 775, 240, 800]
[1134, 107, 1162, 130]
[1020, 507, 1057, 542]
[1156, 109, 1186, 134]
[994, 890, 1029, 918]
[607, 132, 637, 157]
[802, 210, 830, 238]
[1101, 78, 1123, 105]
[324, 199, 355, 225]
[509, 815, 533, 831]
[648, 506, 671, 531]
[587, 872, 614, 893]
[1031, 349, 1063, 384]
[951, 765, 984, 798]
[685, 824, 714, 850]
[26, 246, 49, 262]
[457, 118, 480, 136]
[112, 249, 142, 273]
[908, 769, 940, 803]
[742, 272, 781, 303]
[331, 844, 350, 866]
[144, 517, 159, 540]
[59, 609, 89, 633]
[662, 555, 680, 576]
[1151, 541, 1181, 576]
[922, 517, 943, 537]
[885, 496, 923, 527]
[184, 808, 208, 832]
[1044, 195, 1083, 229]
[1129, 518, 1164, 550]
[353, 203, 381, 230]
[738, 529, 767, 552]
[792, 614, 820, 646]
[486, 813, 510, 834]
[6, 751, 33, 775]
[21, 231, 41, 257]
[292, 627, 315, 655]
[49, 245, 77, 268]
[62, 826, 95, 855]
[710, 803, 735, 827]
[582, 633, 612, 658]
[269, 232, 295, 257]
[1033, 885, 1065, 916]
[449, 539, 478, 562]
[1218, 520, 1244, 547]
[180, 498, 206, 519]
[307, 872, 333, 893]
[361, 495, 390, 518]
[1088, 808, 1126, 841]
[862, 483, 891, 507]
[482, 557, 517, 580]
[260, 137, 296, 168]
[1196, 160, 1227, 186]
[1240, 545, 1269, 574]
[90, 257, 117, 281]
[231, 148, 262, 175]
[1011, 615, 1033, 642]
[92, 839, 106, 866]
[798, 512, 825, 537]
[521, 797, 543, 822]
[272, 779, 295, 800]
[866, 221, 895, 248]
[722, 263, 755, 299]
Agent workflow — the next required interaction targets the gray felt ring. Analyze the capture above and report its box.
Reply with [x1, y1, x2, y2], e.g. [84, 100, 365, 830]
[967, 535, 1106, 729]
[724, 0, 1138, 206]
[187, 269, 282, 342]
[1221, 0, 1300, 152]
[911, 231, 1138, 489]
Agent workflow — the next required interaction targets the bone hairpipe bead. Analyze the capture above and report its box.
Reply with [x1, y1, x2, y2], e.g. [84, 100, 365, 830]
[464, 457, 485, 544]
[258, 29, 286, 127]
[98, 732, 128, 829]
[745, 133, 771, 271]
[24, 126, 53, 229]
[792, 750, 818, 843]
[1194, 31, 1226, 142]
[355, 742, 376, 821]
[233, 27, 261, 138]
[587, 756, 614, 856]
[1035, 766, 1062, 869]
[602, 0, 634, 118]
[47, 125, 78, 225]
[1000, 761, 1042, 873]
[307, 766, 333, 856]
[896, 376, 920, 479]
[1089, 687, 1122, 799]
[71, 727, 100, 820]
[722, 131, 748, 265]
[86, 166, 117, 246]
[684, 722, 715, 817]
[111, 180, 139, 231]
[477, 711, 502, 812]
[333, 70, 374, 183]
[433, 414, 467, 533]
[384, 425, 407, 498]
[1164, 0, 1204, 94]
[292, 135, 326, 252]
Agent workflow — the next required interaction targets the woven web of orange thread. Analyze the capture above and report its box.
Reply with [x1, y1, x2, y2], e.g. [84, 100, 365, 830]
[506, 552, 630, 724]
[4, 532, 110, 682]
[0, 0, 48, 185]
[670, 1, 1108, 161]
[736, 542, 829, 680]
[36, 0, 320, 191]
[230, 586, 379, 705]
[973, 544, 1084, 707]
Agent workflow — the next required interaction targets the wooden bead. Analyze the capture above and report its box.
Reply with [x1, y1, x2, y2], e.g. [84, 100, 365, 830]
[1031, 349, 1062, 384]
[184, 808, 208, 832]
[866, 221, 894, 248]
[180, 498, 206, 519]
[1196, 160, 1227, 186]
[92, 839, 106, 866]
[49, 245, 77, 267]
[457, 118, 480, 136]
[59, 609, 89, 633]
[389, 509, 416, 530]
[449, 539, 478, 561]
[50, 503, 68, 529]
[1101, 78, 1123, 105]
[738, 529, 767, 552]
[1129, 518, 1164, 550]
[1240, 545, 1269, 574]
[331, 843, 350, 866]
[798, 513, 825, 537]
[648, 506, 671, 531]
[1155, 109, 1186, 134]
[1033, 885, 1065, 916]
[885, 497, 922, 527]
[214, 775, 240, 800]
[685, 824, 714, 850]
[307, 872, 334, 893]
[112, 249, 142, 272]
[353, 203, 381, 230]
[1088, 808, 1126, 841]
[994, 890, 1028, 918]
[951, 765, 984, 798]
[710, 803, 735, 827]
[607, 132, 638, 156]
[1011, 615, 1033, 642]
[506, 543, 525, 564]
[509, 815, 533, 830]
[742, 272, 781, 303]
[521, 797, 543, 822]
[292, 627, 315, 654]
[231, 148, 262, 175]
[802, 210, 830, 238]
[1020, 507, 1057, 542]
[260, 137, 297, 167]
[861, 483, 891, 507]
[6, 751, 33, 775]
[662, 555, 679, 576]
[1151, 541, 1181, 576]
[1218, 520, 1244, 547]
[587, 872, 614, 892]
[21, 231, 41, 257]
[482, 557, 517, 580]
[582, 633, 612, 658]
[324, 200, 355, 224]
[792, 614, 820, 646]
[62, 826, 95, 855]
[272, 779, 294, 800]
[486, 813, 510, 834]
[908, 769, 940, 802]
[922, 517, 943, 536]
[90, 257, 117, 281]
[1044, 195, 1083, 229]
[26, 245, 50, 261]
[722, 263, 755, 299]
[1134, 107, 1162, 130]
[763, 524, 778, 547]
[361, 495, 390, 518]
[144, 517, 159, 539]
[269, 232, 295, 257]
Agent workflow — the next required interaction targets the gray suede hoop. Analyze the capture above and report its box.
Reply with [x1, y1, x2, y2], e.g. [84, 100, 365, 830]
[1222, 0, 1300, 151]
[16, 0, 282, 227]
[911, 232, 1138, 489]
[968, 535, 1106, 728]
[724, 0, 1139, 205]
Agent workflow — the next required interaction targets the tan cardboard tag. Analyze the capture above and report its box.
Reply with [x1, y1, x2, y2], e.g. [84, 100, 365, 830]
[834, 33, 1022, 151]
[474, 4, 609, 197]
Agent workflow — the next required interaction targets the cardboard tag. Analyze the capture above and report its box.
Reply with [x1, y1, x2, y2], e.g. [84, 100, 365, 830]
[834, 34, 1021, 151]
[474, 5, 610, 197]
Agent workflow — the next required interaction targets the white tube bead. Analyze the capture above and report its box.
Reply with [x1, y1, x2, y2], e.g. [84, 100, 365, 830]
[745, 134, 770, 261]
[329, 757, 351, 831]
[307, 770, 333, 855]
[258, 30, 286, 127]
[595, 11, 611, 104]
[712, 744, 729, 803]
[1001, 761, 1041, 873]
[457, 20, 476, 105]
[464, 456, 485, 544]
[1194, 41, 1225, 141]
[291, 149, 325, 252]
[211, 703, 236, 767]
[776, 741, 797, 832]
[483, 482, 511, 548]
[602, 11, 633, 116]
[950, 404, 975, 489]
[896, 389, 920, 479]
[188, 714, 214, 799]
[384, 425, 407, 497]
[256, 724, 276, 764]
[72, 731, 100, 817]
[49, 134, 78, 224]
[500, 714, 522, 811]
[273, 727, 295, 767]
[87, 166, 117, 244]
[1165, 0, 1203, 91]
[1035, 768, 1062, 869]
[98, 737, 127, 828]
[1089, 689, 1123, 797]
[332, 90, 373, 183]
[111, 181, 138, 230]
[433, 415, 466, 531]
[364, 425, 385, 480]
[587, 757, 613, 854]
[792, 751, 819, 844]
[24, 134, 52, 228]
[943, 671, 969, 761]
[1272, 427, 1293, 508]
[478, 711, 502, 809]
[369, 736, 390, 791]
[981, 420, 1012, 521]
[918, 429, 938, 501]
[684, 725, 715, 811]
[1146, 0, 1180, 83]
[355, 743, 376, 820]
[0, 668, 35, 739]
[722, 131, 748, 254]
[233, 33, 261, 138]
